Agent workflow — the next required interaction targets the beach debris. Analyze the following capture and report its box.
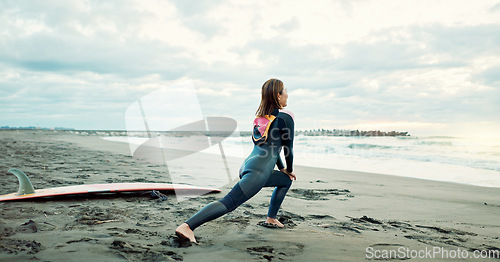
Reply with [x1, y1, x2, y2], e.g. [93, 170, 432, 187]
[150, 190, 168, 201]
[17, 219, 37, 233]
[111, 240, 135, 251]
[308, 214, 333, 219]
[66, 237, 97, 244]
[95, 219, 120, 224]
[347, 215, 383, 224]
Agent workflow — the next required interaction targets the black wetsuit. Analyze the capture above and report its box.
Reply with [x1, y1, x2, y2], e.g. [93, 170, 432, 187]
[185, 107, 295, 230]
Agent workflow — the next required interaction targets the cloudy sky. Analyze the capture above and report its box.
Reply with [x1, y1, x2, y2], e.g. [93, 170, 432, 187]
[1, 0, 499, 137]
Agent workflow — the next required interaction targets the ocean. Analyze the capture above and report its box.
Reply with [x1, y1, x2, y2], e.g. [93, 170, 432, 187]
[101, 133, 500, 188]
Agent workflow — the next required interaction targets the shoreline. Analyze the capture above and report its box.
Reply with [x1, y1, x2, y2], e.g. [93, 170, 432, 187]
[1, 130, 499, 261]
[5, 129, 497, 187]
[98, 130, 500, 189]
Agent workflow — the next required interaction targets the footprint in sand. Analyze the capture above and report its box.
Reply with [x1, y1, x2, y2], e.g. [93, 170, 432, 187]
[336, 215, 497, 254]
[0, 239, 42, 255]
[289, 188, 353, 201]
[224, 239, 304, 261]
[111, 239, 183, 261]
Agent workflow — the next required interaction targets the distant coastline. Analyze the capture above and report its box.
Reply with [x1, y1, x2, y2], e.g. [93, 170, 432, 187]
[1, 127, 409, 137]
[0, 126, 75, 131]
[296, 129, 409, 137]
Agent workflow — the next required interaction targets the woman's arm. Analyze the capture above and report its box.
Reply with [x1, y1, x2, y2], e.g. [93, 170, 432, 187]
[276, 156, 285, 170]
[279, 113, 294, 173]
[283, 136, 294, 173]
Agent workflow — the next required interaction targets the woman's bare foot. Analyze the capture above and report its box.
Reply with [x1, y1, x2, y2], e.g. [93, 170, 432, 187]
[265, 217, 285, 228]
[175, 223, 197, 243]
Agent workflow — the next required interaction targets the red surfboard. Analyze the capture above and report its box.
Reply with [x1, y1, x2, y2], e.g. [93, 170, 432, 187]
[0, 169, 220, 202]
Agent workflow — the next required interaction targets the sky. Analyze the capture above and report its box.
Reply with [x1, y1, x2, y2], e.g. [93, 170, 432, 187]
[0, 0, 499, 137]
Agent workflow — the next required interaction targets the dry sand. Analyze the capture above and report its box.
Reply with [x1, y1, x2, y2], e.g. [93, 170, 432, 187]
[0, 130, 499, 261]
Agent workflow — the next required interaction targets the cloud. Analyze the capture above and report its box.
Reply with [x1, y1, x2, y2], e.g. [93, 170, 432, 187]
[470, 60, 500, 87]
[490, 2, 500, 12]
[273, 17, 300, 32]
[169, 0, 224, 17]
[0, 69, 165, 129]
[0, 0, 498, 135]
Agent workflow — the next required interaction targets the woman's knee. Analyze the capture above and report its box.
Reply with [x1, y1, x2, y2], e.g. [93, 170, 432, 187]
[280, 177, 292, 189]
[278, 171, 293, 188]
[219, 183, 246, 212]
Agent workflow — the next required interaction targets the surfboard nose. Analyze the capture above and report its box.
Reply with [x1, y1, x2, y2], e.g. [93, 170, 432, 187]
[8, 168, 35, 195]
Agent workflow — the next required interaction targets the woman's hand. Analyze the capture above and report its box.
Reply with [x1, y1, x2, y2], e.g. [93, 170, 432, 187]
[281, 169, 296, 181]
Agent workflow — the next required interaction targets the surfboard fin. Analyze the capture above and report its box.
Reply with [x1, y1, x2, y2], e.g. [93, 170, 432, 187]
[8, 168, 36, 196]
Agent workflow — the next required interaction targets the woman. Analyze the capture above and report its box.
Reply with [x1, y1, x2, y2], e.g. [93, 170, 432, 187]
[175, 78, 296, 243]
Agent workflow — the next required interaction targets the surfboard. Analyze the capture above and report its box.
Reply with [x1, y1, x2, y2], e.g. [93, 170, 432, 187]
[0, 168, 220, 202]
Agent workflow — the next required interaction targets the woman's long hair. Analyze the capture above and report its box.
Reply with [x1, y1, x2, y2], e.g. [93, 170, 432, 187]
[255, 79, 284, 117]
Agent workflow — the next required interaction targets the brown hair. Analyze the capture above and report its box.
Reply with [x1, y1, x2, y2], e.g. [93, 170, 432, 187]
[255, 78, 284, 117]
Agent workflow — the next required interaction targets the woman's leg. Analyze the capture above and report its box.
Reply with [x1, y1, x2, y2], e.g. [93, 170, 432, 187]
[185, 159, 274, 231]
[264, 170, 293, 219]
[181, 143, 279, 234]
[176, 167, 280, 242]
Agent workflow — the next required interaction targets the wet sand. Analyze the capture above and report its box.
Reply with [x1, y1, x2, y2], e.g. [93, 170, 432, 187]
[0, 130, 499, 261]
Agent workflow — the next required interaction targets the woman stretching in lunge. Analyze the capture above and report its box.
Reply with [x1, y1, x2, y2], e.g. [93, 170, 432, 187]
[176, 78, 296, 243]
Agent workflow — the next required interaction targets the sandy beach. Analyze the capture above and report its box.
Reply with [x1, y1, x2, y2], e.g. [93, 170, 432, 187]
[0, 130, 499, 261]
